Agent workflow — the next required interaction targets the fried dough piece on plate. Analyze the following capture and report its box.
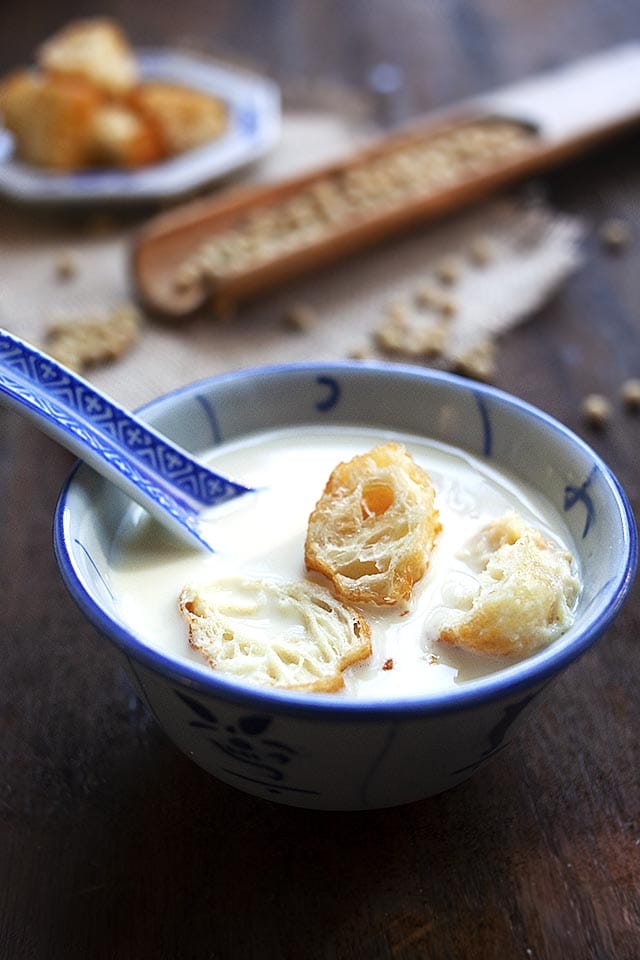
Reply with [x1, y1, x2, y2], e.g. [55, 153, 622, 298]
[129, 81, 228, 154]
[37, 18, 138, 95]
[0, 69, 101, 169]
[89, 102, 165, 167]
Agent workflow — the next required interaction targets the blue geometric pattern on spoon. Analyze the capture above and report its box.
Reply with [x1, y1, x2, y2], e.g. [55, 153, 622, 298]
[0, 329, 252, 551]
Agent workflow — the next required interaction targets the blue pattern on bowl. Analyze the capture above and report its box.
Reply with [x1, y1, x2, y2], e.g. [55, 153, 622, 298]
[315, 375, 341, 412]
[564, 463, 597, 538]
[473, 390, 493, 456]
[174, 690, 319, 798]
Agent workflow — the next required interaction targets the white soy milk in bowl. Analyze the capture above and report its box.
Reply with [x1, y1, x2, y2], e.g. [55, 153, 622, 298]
[109, 424, 580, 698]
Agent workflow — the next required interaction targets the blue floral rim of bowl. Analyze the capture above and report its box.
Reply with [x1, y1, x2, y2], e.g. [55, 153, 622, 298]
[54, 362, 638, 720]
[0, 49, 281, 205]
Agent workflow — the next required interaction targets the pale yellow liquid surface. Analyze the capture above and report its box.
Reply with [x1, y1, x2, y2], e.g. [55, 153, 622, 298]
[110, 425, 579, 698]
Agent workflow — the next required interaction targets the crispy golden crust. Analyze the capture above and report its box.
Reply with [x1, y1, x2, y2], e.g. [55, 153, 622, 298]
[439, 511, 579, 657]
[129, 81, 227, 155]
[89, 102, 165, 168]
[179, 577, 372, 692]
[305, 442, 440, 605]
[1, 20, 227, 171]
[37, 18, 138, 95]
[0, 70, 102, 170]
[0, 70, 36, 130]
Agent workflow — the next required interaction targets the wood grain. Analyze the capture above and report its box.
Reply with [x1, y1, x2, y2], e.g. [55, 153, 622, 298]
[1, 2, 639, 959]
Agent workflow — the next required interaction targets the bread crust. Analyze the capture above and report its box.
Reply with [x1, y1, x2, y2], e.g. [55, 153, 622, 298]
[0, 20, 227, 172]
[89, 102, 165, 168]
[304, 442, 440, 605]
[438, 511, 579, 657]
[179, 577, 372, 692]
[0, 70, 102, 170]
[37, 18, 138, 96]
[128, 82, 228, 155]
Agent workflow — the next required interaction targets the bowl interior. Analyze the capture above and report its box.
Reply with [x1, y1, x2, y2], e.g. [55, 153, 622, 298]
[55, 363, 637, 709]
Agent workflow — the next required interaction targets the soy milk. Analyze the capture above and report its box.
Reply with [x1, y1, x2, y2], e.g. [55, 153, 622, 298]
[110, 425, 579, 697]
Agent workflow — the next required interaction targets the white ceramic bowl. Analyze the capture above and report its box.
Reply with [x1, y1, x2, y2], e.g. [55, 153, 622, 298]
[54, 363, 637, 810]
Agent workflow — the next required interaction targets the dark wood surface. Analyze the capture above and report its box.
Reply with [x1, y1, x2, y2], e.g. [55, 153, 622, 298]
[1, 2, 639, 958]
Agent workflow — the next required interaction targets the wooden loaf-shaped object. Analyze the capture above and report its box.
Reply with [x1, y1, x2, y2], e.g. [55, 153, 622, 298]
[131, 44, 640, 318]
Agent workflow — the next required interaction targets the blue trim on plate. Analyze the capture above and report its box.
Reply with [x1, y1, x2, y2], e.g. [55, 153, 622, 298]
[53, 361, 638, 722]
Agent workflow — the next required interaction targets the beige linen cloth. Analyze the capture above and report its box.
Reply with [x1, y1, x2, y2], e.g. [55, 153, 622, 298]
[0, 110, 583, 410]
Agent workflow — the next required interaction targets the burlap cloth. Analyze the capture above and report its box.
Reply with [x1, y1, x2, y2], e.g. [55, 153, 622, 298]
[0, 110, 583, 410]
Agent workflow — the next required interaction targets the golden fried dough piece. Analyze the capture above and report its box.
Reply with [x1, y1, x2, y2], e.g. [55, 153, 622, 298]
[129, 81, 227, 155]
[0, 70, 36, 132]
[439, 511, 579, 657]
[179, 577, 372, 692]
[305, 442, 440, 605]
[89, 102, 165, 168]
[37, 18, 138, 95]
[0, 70, 101, 170]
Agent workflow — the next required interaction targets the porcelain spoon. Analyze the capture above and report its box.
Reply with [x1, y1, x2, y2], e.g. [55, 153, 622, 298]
[0, 328, 252, 551]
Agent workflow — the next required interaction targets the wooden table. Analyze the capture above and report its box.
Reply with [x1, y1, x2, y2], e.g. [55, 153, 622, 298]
[1, 2, 639, 957]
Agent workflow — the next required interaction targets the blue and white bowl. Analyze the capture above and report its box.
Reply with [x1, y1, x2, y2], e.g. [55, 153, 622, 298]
[54, 363, 637, 810]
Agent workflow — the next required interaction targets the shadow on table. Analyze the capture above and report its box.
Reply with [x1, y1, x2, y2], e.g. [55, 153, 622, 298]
[39, 713, 553, 960]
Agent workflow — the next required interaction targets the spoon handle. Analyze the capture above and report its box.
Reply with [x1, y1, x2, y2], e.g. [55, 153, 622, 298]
[0, 329, 250, 550]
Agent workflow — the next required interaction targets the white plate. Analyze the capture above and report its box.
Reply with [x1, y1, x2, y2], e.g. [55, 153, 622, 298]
[0, 48, 281, 204]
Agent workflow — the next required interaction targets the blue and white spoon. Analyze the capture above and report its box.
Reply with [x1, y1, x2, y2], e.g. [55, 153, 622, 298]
[0, 328, 252, 551]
